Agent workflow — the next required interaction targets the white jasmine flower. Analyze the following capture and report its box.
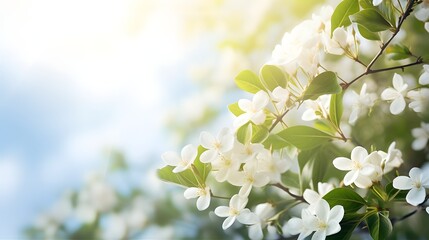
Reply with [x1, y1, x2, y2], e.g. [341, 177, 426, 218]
[257, 150, 291, 183]
[348, 83, 377, 124]
[333, 146, 378, 188]
[324, 27, 355, 56]
[248, 203, 276, 240]
[373, 0, 383, 6]
[381, 73, 408, 115]
[211, 152, 241, 182]
[184, 186, 211, 211]
[200, 128, 234, 163]
[214, 194, 259, 230]
[407, 89, 429, 112]
[378, 142, 403, 173]
[161, 144, 198, 173]
[302, 95, 330, 121]
[411, 122, 429, 150]
[233, 142, 266, 163]
[303, 182, 335, 213]
[393, 167, 429, 206]
[283, 208, 318, 240]
[415, 1, 429, 21]
[228, 163, 270, 197]
[310, 200, 344, 239]
[419, 65, 429, 85]
[234, 91, 269, 129]
[271, 86, 290, 110]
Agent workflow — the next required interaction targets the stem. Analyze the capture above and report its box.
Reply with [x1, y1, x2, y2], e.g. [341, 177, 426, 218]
[343, 0, 418, 90]
[271, 183, 305, 202]
[269, 110, 290, 132]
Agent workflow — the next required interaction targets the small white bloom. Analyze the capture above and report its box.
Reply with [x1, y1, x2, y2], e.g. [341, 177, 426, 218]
[348, 83, 377, 124]
[381, 73, 408, 115]
[234, 91, 269, 129]
[311, 200, 344, 239]
[183, 186, 211, 211]
[200, 128, 234, 163]
[214, 194, 259, 230]
[333, 146, 378, 188]
[228, 163, 270, 197]
[415, 2, 429, 21]
[283, 208, 318, 240]
[211, 152, 241, 182]
[407, 89, 429, 113]
[373, 0, 383, 6]
[161, 144, 198, 173]
[419, 65, 429, 85]
[257, 150, 291, 183]
[411, 122, 429, 150]
[271, 86, 290, 110]
[393, 167, 429, 206]
[378, 142, 403, 173]
[303, 182, 335, 213]
[302, 95, 330, 121]
[248, 203, 276, 240]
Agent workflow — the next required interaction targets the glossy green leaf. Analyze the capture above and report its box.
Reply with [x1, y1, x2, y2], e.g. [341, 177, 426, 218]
[366, 211, 393, 240]
[357, 24, 381, 40]
[378, 0, 397, 27]
[234, 70, 265, 93]
[194, 146, 212, 183]
[323, 188, 367, 212]
[329, 91, 344, 127]
[260, 65, 287, 91]
[386, 44, 413, 60]
[228, 102, 245, 117]
[298, 148, 318, 172]
[276, 126, 334, 150]
[386, 182, 407, 201]
[303, 71, 341, 100]
[251, 125, 270, 143]
[331, 0, 360, 34]
[281, 171, 301, 190]
[263, 134, 290, 150]
[237, 123, 252, 144]
[350, 9, 393, 32]
[359, 0, 374, 9]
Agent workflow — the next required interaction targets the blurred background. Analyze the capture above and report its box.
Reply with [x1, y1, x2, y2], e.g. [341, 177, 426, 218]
[0, 0, 328, 238]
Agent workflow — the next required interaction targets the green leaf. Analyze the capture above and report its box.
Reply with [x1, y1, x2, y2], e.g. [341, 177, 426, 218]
[323, 188, 367, 212]
[357, 24, 381, 40]
[331, 0, 360, 34]
[359, 0, 374, 9]
[281, 171, 301, 190]
[263, 134, 290, 150]
[228, 102, 245, 117]
[298, 148, 319, 172]
[386, 44, 413, 60]
[276, 126, 334, 150]
[303, 71, 341, 100]
[350, 9, 393, 32]
[329, 91, 344, 127]
[237, 123, 252, 144]
[194, 146, 212, 183]
[378, 0, 397, 28]
[366, 211, 393, 240]
[251, 125, 269, 143]
[385, 182, 407, 201]
[327, 213, 365, 240]
[260, 65, 287, 91]
[234, 70, 265, 93]
[157, 166, 199, 187]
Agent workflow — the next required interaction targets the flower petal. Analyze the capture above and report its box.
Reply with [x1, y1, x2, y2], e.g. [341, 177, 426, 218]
[351, 146, 368, 162]
[392, 73, 404, 90]
[200, 149, 217, 163]
[412, 137, 428, 150]
[381, 88, 398, 101]
[326, 222, 341, 236]
[222, 216, 236, 230]
[390, 96, 406, 115]
[393, 176, 413, 190]
[328, 205, 344, 224]
[248, 224, 263, 240]
[250, 111, 266, 125]
[196, 194, 210, 211]
[312, 230, 327, 240]
[200, 131, 215, 149]
[419, 72, 429, 85]
[315, 199, 330, 222]
[303, 189, 321, 205]
[406, 187, 426, 206]
[343, 170, 359, 186]
[234, 113, 251, 129]
[333, 157, 353, 171]
[161, 151, 180, 166]
[354, 175, 373, 188]
[181, 144, 197, 163]
[409, 167, 422, 181]
[283, 218, 303, 235]
[253, 91, 269, 110]
[183, 187, 199, 199]
[214, 206, 230, 217]
[238, 99, 253, 112]
[237, 209, 259, 225]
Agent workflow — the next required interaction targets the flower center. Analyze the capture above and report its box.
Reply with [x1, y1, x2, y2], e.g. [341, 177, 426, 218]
[353, 160, 362, 170]
[318, 220, 328, 230]
[229, 207, 239, 216]
[413, 180, 422, 189]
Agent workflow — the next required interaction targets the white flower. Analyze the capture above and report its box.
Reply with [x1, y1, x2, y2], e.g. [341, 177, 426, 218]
[234, 91, 269, 129]
[411, 122, 429, 150]
[257, 150, 291, 183]
[200, 128, 234, 163]
[427, 207, 429, 214]
[214, 194, 259, 230]
[302, 95, 330, 121]
[283, 199, 344, 240]
[248, 203, 276, 240]
[303, 182, 335, 213]
[184, 186, 211, 211]
[419, 65, 429, 85]
[310, 200, 344, 239]
[333, 146, 379, 188]
[393, 167, 429, 206]
[378, 142, 403, 173]
[228, 163, 270, 197]
[407, 89, 429, 113]
[348, 83, 377, 124]
[161, 144, 198, 173]
[211, 152, 241, 182]
[324, 27, 355, 55]
[271, 86, 290, 110]
[381, 73, 408, 115]
[425, 22, 429, 33]
[373, 0, 383, 6]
